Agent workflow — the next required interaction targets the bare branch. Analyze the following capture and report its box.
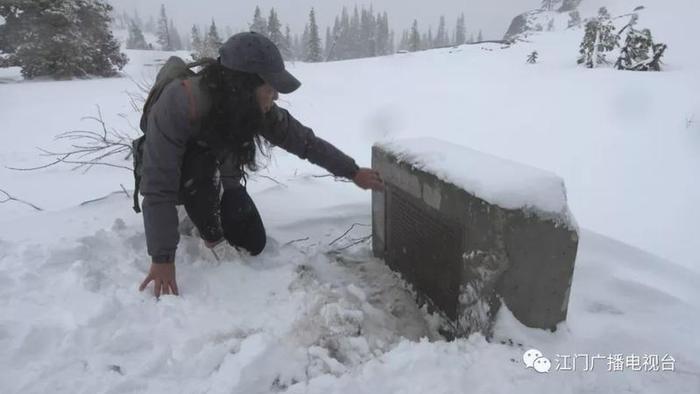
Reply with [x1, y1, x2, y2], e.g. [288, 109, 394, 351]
[253, 174, 288, 188]
[119, 184, 131, 198]
[6, 105, 137, 174]
[283, 237, 310, 246]
[335, 235, 371, 251]
[329, 223, 371, 246]
[0, 188, 44, 211]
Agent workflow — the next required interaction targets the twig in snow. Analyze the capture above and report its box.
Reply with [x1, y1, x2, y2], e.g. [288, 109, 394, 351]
[334, 234, 372, 251]
[0, 188, 44, 211]
[119, 184, 131, 198]
[253, 174, 287, 188]
[329, 223, 371, 246]
[283, 237, 310, 246]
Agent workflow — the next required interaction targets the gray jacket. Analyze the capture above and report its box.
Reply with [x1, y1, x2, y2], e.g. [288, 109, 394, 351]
[140, 77, 359, 262]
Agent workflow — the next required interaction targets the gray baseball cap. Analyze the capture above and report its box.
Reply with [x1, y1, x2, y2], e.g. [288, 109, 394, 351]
[219, 32, 301, 94]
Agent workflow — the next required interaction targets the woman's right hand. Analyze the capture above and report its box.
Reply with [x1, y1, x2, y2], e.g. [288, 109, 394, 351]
[139, 262, 179, 298]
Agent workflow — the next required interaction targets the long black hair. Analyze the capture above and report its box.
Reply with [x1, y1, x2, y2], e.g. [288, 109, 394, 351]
[198, 62, 269, 176]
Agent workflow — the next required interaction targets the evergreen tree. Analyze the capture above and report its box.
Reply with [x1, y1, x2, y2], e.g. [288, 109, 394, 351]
[325, 27, 333, 60]
[300, 25, 309, 58]
[547, 19, 555, 32]
[0, 0, 127, 79]
[284, 25, 294, 60]
[305, 8, 322, 62]
[398, 30, 408, 51]
[615, 16, 667, 71]
[455, 13, 466, 45]
[169, 20, 182, 50]
[377, 12, 391, 55]
[409, 20, 420, 52]
[577, 7, 618, 68]
[360, 6, 375, 57]
[157, 4, 171, 50]
[293, 33, 301, 60]
[203, 19, 222, 58]
[250, 6, 268, 37]
[436, 16, 448, 47]
[190, 24, 203, 60]
[477, 30, 483, 42]
[267, 8, 288, 58]
[126, 20, 148, 49]
[349, 6, 361, 58]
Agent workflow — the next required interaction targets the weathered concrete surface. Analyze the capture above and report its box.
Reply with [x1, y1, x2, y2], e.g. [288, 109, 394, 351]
[372, 145, 578, 337]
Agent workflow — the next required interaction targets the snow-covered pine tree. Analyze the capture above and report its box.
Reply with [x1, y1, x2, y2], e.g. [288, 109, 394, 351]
[455, 13, 466, 46]
[359, 6, 376, 57]
[0, 0, 127, 79]
[325, 27, 333, 60]
[267, 8, 289, 59]
[477, 30, 483, 42]
[126, 20, 148, 49]
[568, 10, 581, 28]
[157, 4, 171, 51]
[203, 19, 222, 58]
[377, 11, 391, 55]
[577, 7, 618, 68]
[527, 51, 539, 63]
[250, 6, 268, 37]
[305, 8, 323, 62]
[409, 20, 420, 52]
[169, 20, 183, 50]
[349, 6, 361, 58]
[615, 16, 667, 71]
[436, 15, 448, 47]
[284, 25, 294, 60]
[301, 25, 309, 60]
[596, 7, 618, 61]
[190, 25, 203, 60]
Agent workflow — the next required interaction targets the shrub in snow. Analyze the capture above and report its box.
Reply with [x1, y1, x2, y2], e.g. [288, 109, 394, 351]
[0, 0, 127, 79]
[527, 51, 539, 64]
[615, 16, 667, 71]
[577, 7, 618, 68]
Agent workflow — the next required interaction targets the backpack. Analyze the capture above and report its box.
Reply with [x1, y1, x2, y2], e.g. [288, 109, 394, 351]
[132, 56, 215, 213]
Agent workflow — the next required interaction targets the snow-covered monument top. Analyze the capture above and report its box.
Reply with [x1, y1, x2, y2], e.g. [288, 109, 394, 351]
[376, 138, 576, 229]
[372, 138, 579, 338]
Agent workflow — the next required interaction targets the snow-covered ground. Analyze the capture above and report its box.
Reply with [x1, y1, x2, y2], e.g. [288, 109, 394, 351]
[1, 0, 699, 392]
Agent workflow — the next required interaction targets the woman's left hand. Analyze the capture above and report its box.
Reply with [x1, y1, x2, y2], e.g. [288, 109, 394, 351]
[353, 168, 385, 191]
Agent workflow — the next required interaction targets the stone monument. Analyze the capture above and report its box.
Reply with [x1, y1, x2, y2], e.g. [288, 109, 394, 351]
[372, 138, 579, 337]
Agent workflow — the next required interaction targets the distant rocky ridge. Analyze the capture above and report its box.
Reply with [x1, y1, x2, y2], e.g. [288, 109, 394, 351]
[503, 0, 584, 40]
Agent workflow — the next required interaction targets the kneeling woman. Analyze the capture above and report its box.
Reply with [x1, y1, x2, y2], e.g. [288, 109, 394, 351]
[138, 32, 384, 297]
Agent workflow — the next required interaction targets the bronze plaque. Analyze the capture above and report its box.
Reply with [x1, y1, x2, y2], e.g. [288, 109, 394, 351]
[386, 186, 464, 320]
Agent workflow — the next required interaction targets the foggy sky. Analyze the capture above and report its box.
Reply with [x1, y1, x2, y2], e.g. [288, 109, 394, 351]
[108, 0, 541, 41]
